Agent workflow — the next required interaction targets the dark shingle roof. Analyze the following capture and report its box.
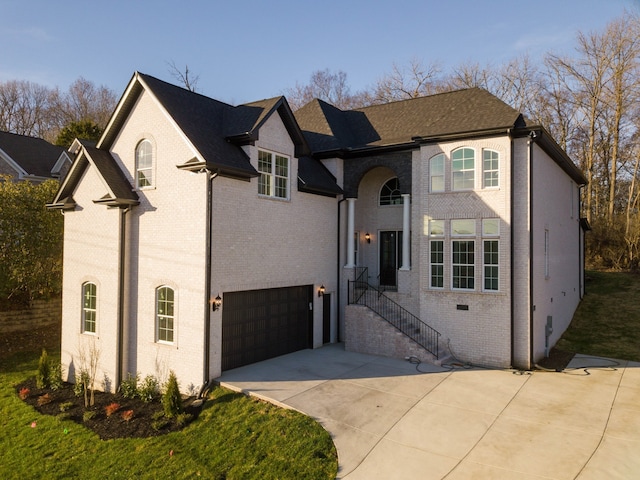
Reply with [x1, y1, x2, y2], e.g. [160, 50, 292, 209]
[0, 130, 65, 178]
[137, 74, 257, 178]
[295, 88, 524, 152]
[50, 145, 138, 209]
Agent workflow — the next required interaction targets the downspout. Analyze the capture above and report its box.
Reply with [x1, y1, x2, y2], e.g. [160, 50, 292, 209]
[203, 170, 216, 388]
[337, 197, 346, 342]
[509, 130, 515, 368]
[528, 131, 536, 369]
[116, 205, 131, 390]
[578, 184, 586, 298]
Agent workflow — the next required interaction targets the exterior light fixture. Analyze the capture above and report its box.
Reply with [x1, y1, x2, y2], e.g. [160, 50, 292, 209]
[212, 294, 222, 312]
[318, 285, 325, 297]
[365, 233, 371, 244]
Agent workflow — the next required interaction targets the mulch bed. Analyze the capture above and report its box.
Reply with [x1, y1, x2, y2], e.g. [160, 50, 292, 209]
[535, 347, 575, 371]
[15, 378, 204, 440]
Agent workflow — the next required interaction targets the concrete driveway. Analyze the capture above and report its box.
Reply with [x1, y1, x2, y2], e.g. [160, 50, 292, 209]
[216, 343, 640, 479]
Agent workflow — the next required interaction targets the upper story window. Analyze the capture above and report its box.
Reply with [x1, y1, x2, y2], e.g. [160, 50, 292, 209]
[452, 148, 475, 190]
[156, 286, 175, 343]
[136, 140, 154, 189]
[82, 282, 97, 334]
[258, 150, 289, 199]
[380, 177, 402, 205]
[430, 154, 445, 192]
[483, 149, 499, 188]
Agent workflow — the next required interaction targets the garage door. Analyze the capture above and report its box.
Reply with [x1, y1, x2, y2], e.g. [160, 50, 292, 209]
[222, 285, 313, 371]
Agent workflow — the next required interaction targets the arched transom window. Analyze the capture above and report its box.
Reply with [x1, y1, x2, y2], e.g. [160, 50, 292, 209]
[379, 177, 402, 205]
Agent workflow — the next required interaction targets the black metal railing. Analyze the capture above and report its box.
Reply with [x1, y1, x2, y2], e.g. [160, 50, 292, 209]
[348, 268, 440, 358]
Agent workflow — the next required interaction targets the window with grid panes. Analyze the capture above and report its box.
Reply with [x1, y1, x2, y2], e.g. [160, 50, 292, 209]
[258, 150, 289, 199]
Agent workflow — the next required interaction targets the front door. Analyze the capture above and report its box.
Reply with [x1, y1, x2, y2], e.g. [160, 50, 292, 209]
[379, 231, 403, 287]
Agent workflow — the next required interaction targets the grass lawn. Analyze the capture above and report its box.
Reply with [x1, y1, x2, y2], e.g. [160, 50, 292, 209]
[556, 270, 640, 362]
[0, 350, 338, 480]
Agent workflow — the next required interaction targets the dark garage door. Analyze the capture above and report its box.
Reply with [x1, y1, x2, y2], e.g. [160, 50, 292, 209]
[222, 285, 313, 371]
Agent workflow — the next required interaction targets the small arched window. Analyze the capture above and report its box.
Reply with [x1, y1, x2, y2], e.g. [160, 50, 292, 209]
[136, 140, 153, 188]
[156, 286, 175, 343]
[379, 177, 402, 205]
[82, 282, 97, 333]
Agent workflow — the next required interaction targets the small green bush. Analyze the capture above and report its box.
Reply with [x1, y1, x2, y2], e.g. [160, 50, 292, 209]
[49, 363, 64, 391]
[119, 373, 139, 399]
[59, 401, 74, 412]
[73, 370, 89, 398]
[151, 418, 169, 431]
[36, 349, 51, 389]
[138, 375, 160, 403]
[175, 412, 194, 427]
[162, 371, 182, 418]
[82, 410, 96, 422]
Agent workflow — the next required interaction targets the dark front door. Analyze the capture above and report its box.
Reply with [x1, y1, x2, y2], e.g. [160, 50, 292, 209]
[380, 231, 403, 287]
[221, 285, 313, 371]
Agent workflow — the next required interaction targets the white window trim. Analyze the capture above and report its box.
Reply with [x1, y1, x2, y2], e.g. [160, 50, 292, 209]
[482, 149, 500, 189]
[451, 239, 475, 291]
[452, 147, 476, 191]
[430, 239, 445, 289]
[135, 139, 155, 190]
[258, 149, 290, 200]
[429, 153, 445, 193]
[483, 239, 500, 292]
[379, 177, 403, 206]
[81, 282, 97, 335]
[156, 286, 176, 345]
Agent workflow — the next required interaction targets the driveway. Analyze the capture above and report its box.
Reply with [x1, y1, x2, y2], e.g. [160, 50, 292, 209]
[216, 343, 640, 479]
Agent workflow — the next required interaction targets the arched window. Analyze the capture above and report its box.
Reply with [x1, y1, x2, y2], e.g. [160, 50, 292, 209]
[379, 177, 402, 205]
[82, 282, 97, 333]
[136, 140, 153, 188]
[430, 154, 445, 192]
[452, 147, 475, 190]
[156, 286, 175, 343]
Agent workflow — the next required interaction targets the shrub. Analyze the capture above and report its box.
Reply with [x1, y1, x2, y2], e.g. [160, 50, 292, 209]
[121, 410, 134, 422]
[138, 375, 160, 403]
[162, 371, 182, 418]
[18, 387, 30, 400]
[37, 393, 52, 406]
[74, 370, 89, 398]
[83, 410, 96, 422]
[49, 363, 64, 391]
[105, 402, 120, 417]
[36, 349, 51, 389]
[151, 418, 169, 431]
[175, 412, 194, 427]
[59, 401, 74, 412]
[119, 372, 139, 399]
[151, 410, 165, 421]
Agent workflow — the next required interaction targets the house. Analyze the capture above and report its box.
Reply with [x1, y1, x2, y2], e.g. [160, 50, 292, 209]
[0, 130, 71, 182]
[49, 72, 587, 393]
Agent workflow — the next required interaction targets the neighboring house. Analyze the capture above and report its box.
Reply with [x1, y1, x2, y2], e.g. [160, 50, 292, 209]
[49, 72, 587, 393]
[0, 130, 71, 182]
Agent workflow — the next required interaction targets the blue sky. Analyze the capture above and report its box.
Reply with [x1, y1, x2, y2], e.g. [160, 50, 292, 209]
[1, 0, 637, 105]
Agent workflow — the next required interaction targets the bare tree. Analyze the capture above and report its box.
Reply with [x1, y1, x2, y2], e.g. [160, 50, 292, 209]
[284, 69, 364, 110]
[370, 58, 444, 103]
[0, 80, 56, 138]
[167, 61, 200, 93]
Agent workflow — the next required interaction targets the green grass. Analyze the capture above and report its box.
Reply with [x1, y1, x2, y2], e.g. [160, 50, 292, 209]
[556, 270, 640, 362]
[0, 351, 337, 479]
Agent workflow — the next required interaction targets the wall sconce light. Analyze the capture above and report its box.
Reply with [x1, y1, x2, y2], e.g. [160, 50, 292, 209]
[365, 233, 371, 244]
[318, 285, 325, 297]
[212, 294, 222, 312]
